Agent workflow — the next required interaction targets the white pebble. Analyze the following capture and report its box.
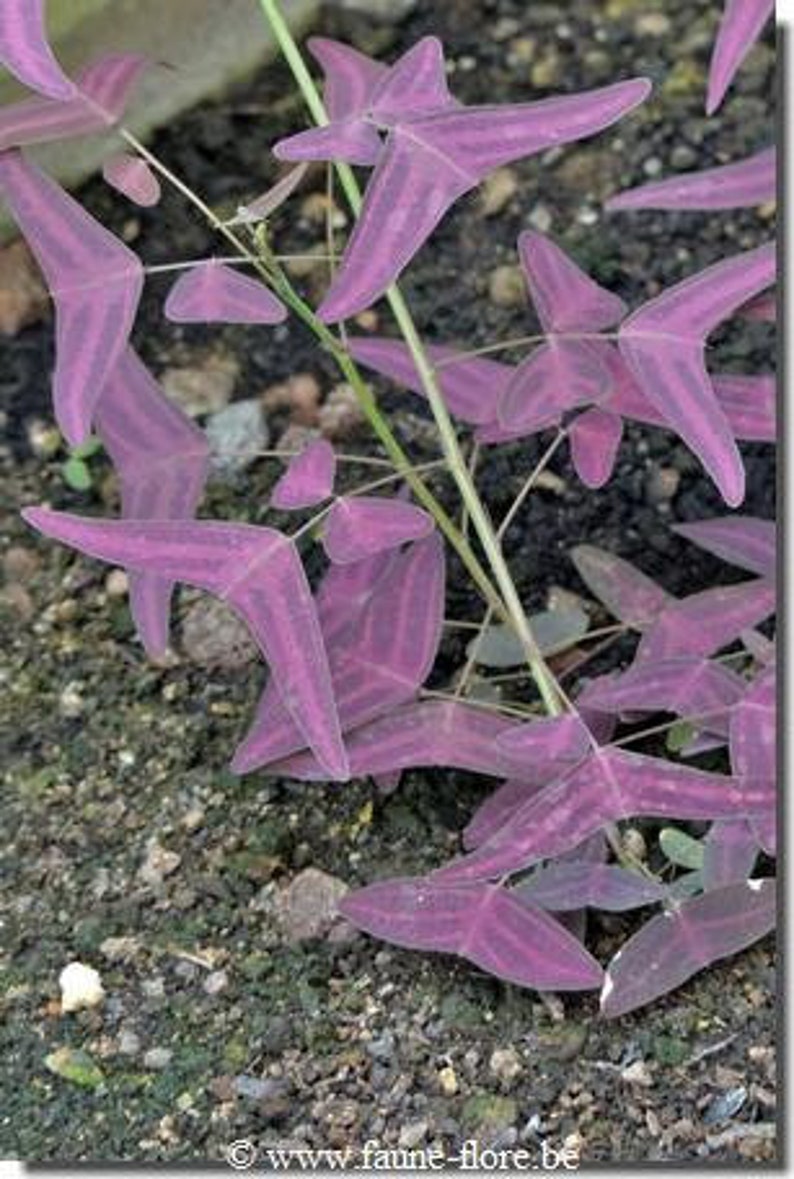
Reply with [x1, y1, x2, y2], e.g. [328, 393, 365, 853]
[59, 961, 105, 1013]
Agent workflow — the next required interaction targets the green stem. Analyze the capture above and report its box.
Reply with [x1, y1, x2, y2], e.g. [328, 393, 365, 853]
[258, 0, 562, 716]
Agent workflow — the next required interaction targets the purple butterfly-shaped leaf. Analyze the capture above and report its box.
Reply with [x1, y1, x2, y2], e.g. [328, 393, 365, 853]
[0, 0, 74, 100]
[270, 439, 336, 510]
[672, 516, 776, 578]
[730, 664, 776, 854]
[570, 544, 671, 628]
[348, 336, 510, 425]
[0, 150, 143, 446]
[0, 53, 147, 152]
[636, 579, 775, 663]
[707, 0, 775, 115]
[618, 242, 776, 506]
[94, 348, 209, 658]
[272, 699, 526, 782]
[339, 876, 603, 991]
[232, 533, 444, 774]
[703, 820, 760, 891]
[21, 508, 348, 779]
[274, 37, 453, 166]
[516, 861, 666, 913]
[164, 260, 287, 325]
[600, 879, 775, 1017]
[607, 146, 776, 211]
[498, 339, 613, 433]
[102, 152, 161, 208]
[316, 77, 651, 321]
[435, 746, 772, 884]
[579, 657, 747, 737]
[322, 495, 434, 564]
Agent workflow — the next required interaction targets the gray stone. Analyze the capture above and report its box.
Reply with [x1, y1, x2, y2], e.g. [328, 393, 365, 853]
[143, 1046, 173, 1070]
[206, 398, 269, 477]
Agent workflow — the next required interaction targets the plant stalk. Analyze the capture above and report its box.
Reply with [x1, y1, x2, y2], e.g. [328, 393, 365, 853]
[258, 0, 562, 715]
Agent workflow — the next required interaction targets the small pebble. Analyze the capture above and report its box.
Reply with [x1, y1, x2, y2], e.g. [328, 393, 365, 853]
[105, 569, 128, 598]
[488, 264, 525, 308]
[528, 203, 553, 233]
[438, 1065, 459, 1096]
[118, 1028, 142, 1056]
[398, 1120, 428, 1149]
[58, 682, 85, 719]
[634, 12, 671, 36]
[143, 1047, 173, 1071]
[3, 546, 41, 583]
[203, 970, 229, 997]
[489, 1046, 523, 1084]
[59, 962, 105, 1013]
[480, 168, 518, 217]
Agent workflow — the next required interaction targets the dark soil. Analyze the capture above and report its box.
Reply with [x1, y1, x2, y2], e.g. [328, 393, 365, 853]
[0, 0, 776, 1166]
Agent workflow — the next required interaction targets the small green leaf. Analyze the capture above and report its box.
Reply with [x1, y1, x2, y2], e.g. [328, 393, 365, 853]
[660, 827, 704, 870]
[44, 1046, 104, 1088]
[62, 457, 92, 492]
[70, 435, 103, 460]
[666, 720, 697, 753]
[467, 608, 589, 668]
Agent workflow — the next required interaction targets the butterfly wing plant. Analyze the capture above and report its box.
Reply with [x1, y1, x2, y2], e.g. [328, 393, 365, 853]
[2, 0, 775, 1019]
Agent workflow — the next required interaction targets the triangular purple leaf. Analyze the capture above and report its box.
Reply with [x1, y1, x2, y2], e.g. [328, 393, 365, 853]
[164, 260, 287, 325]
[600, 879, 775, 1017]
[270, 439, 336, 510]
[322, 495, 434, 564]
[636, 579, 775, 663]
[232, 533, 444, 774]
[0, 53, 147, 151]
[516, 861, 666, 913]
[435, 746, 772, 884]
[569, 406, 623, 488]
[570, 544, 671, 628]
[618, 242, 776, 506]
[339, 876, 603, 991]
[0, 150, 144, 445]
[21, 508, 348, 779]
[702, 820, 760, 891]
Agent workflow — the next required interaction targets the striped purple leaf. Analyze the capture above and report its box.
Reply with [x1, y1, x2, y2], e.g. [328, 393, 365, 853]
[707, 0, 775, 115]
[636, 580, 775, 663]
[0, 53, 147, 152]
[579, 657, 747, 736]
[516, 861, 666, 913]
[271, 439, 336, 510]
[231, 533, 444, 774]
[672, 516, 776, 578]
[570, 544, 671, 628]
[164, 260, 287, 325]
[434, 746, 773, 884]
[600, 879, 775, 1017]
[607, 146, 775, 211]
[315, 76, 650, 321]
[0, 150, 143, 446]
[0, 0, 74, 100]
[94, 348, 209, 658]
[618, 242, 776, 506]
[21, 508, 348, 780]
[322, 495, 434, 564]
[338, 877, 604, 991]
